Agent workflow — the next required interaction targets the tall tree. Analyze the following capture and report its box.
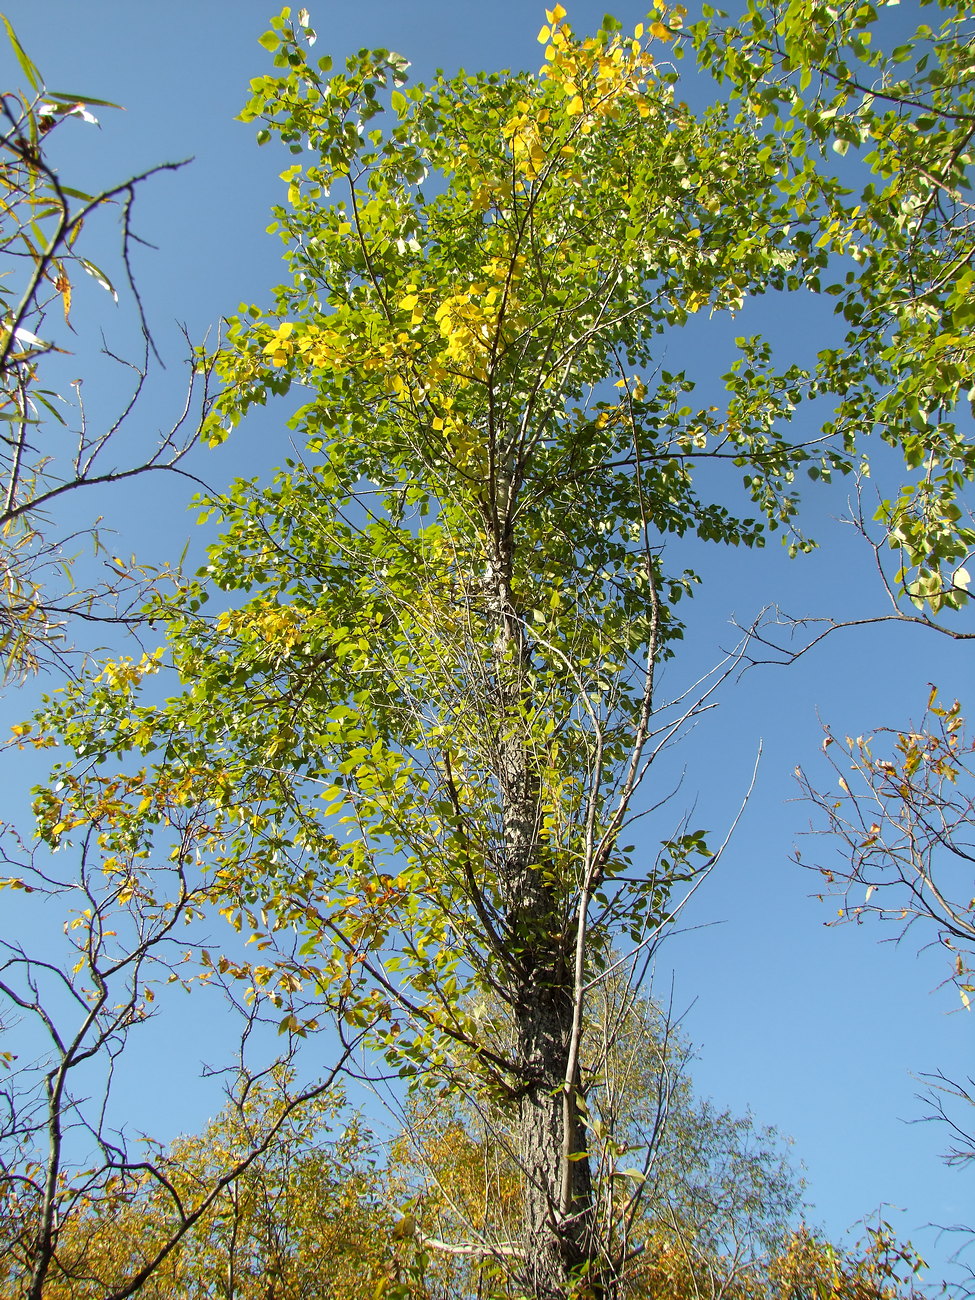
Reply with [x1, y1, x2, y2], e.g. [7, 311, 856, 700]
[26, 7, 835, 1294]
[26, 1, 972, 1293]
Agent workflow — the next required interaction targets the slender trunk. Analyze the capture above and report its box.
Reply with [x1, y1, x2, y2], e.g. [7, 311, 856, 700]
[486, 533, 603, 1298]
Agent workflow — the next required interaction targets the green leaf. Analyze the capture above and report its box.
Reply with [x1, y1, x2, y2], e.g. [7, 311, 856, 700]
[1, 13, 41, 91]
[79, 258, 118, 301]
[45, 91, 123, 109]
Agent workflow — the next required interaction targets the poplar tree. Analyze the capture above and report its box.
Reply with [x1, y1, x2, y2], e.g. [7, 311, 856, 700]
[27, 3, 967, 1294]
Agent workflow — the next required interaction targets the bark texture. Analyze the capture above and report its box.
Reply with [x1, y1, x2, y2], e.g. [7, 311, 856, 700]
[486, 506, 603, 1298]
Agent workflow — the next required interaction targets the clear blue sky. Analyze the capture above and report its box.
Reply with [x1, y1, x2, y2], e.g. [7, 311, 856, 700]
[2, 0, 973, 1279]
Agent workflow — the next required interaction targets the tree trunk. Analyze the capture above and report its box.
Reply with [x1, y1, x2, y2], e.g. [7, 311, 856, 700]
[486, 533, 603, 1297]
[515, 977, 600, 1299]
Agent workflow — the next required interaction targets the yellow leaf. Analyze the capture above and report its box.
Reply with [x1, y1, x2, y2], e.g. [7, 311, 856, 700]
[392, 1214, 416, 1240]
[547, 4, 567, 22]
[567, 94, 584, 115]
[538, 24, 551, 43]
[55, 268, 72, 325]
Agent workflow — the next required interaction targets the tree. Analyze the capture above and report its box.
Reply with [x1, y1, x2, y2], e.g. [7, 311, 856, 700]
[153, 1082, 390, 1300]
[19, 2, 972, 1295]
[21, 7, 843, 1294]
[0, 21, 373, 1298]
[22, 1072, 391, 1300]
[0, 18, 213, 683]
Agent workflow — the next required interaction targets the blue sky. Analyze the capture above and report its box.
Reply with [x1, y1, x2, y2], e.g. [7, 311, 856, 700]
[2, 0, 973, 1279]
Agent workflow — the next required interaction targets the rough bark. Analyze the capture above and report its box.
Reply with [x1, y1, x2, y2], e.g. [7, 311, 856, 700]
[515, 979, 600, 1298]
[486, 516, 603, 1298]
